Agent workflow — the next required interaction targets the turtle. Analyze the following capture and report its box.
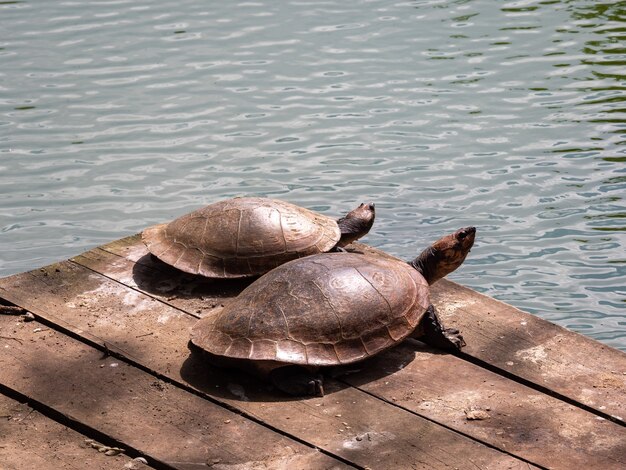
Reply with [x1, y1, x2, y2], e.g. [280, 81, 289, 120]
[189, 226, 476, 396]
[141, 197, 375, 279]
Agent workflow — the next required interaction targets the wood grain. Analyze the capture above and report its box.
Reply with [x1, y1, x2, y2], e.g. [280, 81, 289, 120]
[82, 238, 626, 469]
[0, 393, 150, 470]
[0, 316, 349, 470]
[0, 249, 534, 469]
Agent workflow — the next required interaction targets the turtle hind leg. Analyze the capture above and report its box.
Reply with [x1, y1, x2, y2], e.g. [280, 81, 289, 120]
[417, 305, 466, 351]
[269, 366, 324, 397]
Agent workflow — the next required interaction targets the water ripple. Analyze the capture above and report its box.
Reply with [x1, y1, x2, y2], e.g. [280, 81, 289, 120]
[0, 0, 625, 350]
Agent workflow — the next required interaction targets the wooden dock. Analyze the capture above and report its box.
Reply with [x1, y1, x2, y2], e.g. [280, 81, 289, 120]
[1, 234, 625, 469]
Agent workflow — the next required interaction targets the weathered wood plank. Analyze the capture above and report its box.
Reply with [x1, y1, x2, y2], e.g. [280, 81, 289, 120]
[0, 259, 536, 469]
[76, 241, 626, 469]
[0, 315, 350, 470]
[98, 235, 626, 422]
[0, 393, 150, 470]
[343, 341, 626, 470]
[430, 279, 626, 422]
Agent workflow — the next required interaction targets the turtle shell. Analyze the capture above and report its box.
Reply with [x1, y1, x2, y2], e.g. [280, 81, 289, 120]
[142, 197, 341, 278]
[190, 252, 430, 366]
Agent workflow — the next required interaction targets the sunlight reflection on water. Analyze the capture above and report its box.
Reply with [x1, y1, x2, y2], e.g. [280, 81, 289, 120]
[1, 0, 625, 349]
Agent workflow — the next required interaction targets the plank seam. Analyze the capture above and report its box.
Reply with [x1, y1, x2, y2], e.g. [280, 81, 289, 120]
[75, 251, 204, 320]
[345, 379, 548, 470]
[454, 349, 626, 427]
[77, 250, 626, 428]
[0, 382, 172, 470]
[0, 293, 363, 470]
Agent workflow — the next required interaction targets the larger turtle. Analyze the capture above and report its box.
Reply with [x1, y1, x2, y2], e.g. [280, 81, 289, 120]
[190, 226, 476, 396]
[142, 197, 375, 278]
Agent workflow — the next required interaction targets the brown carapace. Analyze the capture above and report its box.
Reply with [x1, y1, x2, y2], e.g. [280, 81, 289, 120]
[190, 226, 476, 396]
[142, 197, 375, 279]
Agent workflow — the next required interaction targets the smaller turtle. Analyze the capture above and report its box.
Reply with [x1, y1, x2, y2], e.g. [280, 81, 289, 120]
[190, 226, 476, 396]
[142, 197, 375, 279]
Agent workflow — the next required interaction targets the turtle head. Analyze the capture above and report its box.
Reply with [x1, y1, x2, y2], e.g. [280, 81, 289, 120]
[410, 226, 476, 285]
[336, 202, 376, 247]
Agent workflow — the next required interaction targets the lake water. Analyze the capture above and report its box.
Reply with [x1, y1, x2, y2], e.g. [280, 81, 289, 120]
[1, 0, 625, 350]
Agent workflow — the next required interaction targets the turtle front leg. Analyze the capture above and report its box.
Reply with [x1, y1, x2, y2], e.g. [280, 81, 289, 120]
[270, 366, 324, 397]
[416, 305, 466, 351]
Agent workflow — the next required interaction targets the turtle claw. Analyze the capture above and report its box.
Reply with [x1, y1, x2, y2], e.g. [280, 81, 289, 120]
[419, 305, 466, 351]
[442, 328, 466, 350]
[271, 367, 325, 397]
[310, 379, 324, 397]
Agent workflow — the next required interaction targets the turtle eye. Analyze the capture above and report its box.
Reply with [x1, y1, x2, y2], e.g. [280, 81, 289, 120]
[457, 227, 475, 240]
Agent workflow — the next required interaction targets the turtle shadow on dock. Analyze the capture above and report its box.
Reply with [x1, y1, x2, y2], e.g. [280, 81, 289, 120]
[337, 339, 455, 388]
[180, 339, 450, 403]
[131, 253, 253, 302]
[179, 348, 337, 403]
